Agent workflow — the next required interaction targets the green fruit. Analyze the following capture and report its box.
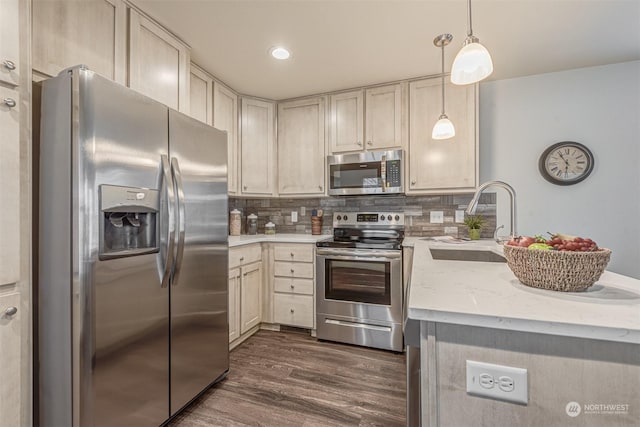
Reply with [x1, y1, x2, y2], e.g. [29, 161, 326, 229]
[528, 243, 553, 251]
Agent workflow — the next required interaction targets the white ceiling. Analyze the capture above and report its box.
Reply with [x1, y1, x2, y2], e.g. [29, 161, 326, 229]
[133, 0, 640, 100]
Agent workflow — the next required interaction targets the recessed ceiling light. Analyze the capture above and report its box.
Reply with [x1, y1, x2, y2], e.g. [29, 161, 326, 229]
[270, 47, 291, 60]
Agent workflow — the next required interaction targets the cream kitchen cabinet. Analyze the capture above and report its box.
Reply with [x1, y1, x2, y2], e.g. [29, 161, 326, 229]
[277, 97, 326, 196]
[32, 0, 126, 83]
[0, 86, 20, 286]
[240, 98, 276, 196]
[189, 63, 213, 125]
[229, 244, 263, 347]
[329, 83, 403, 154]
[213, 82, 239, 194]
[0, 0, 20, 86]
[408, 78, 477, 193]
[0, 292, 21, 427]
[129, 8, 189, 112]
[272, 244, 315, 329]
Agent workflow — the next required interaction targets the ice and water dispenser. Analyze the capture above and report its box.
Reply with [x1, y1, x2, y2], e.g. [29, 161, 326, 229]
[99, 184, 160, 260]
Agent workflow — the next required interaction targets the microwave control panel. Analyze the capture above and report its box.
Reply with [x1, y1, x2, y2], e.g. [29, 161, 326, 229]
[386, 160, 401, 187]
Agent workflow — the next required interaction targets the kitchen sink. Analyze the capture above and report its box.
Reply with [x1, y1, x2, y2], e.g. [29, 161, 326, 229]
[429, 248, 506, 263]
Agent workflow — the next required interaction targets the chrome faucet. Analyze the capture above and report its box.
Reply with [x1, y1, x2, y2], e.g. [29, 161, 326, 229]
[465, 180, 517, 239]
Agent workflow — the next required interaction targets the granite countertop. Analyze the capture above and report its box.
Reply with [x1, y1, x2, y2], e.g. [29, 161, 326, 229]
[229, 233, 332, 247]
[406, 238, 640, 344]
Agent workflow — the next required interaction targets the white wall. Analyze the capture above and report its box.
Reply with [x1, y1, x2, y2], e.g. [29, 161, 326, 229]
[479, 61, 640, 278]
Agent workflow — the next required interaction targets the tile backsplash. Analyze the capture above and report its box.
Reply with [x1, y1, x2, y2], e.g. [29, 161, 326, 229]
[230, 193, 497, 238]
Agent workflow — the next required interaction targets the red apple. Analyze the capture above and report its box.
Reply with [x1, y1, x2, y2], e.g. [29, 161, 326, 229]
[517, 236, 536, 248]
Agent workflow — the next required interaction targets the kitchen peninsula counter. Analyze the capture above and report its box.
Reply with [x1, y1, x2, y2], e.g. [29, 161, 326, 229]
[404, 238, 640, 344]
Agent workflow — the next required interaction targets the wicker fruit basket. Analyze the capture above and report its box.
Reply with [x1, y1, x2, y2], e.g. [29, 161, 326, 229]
[502, 245, 611, 292]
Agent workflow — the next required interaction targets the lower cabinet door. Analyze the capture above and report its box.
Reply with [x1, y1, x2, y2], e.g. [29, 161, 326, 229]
[274, 293, 313, 328]
[0, 292, 21, 426]
[240, 262, 262, 334]
[228, 268, 241, 342]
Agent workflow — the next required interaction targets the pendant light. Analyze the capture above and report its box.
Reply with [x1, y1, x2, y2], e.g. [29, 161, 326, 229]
[450, 0, 493, 85]
[432, 34, 455, 140]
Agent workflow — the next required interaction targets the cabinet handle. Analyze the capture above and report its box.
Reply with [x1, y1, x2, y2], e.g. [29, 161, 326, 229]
[290, 252, 294, 257]
[243, 272, 247, 277]
[3, 98, 16, 108]
[367, 141, 372, 146]
[2, 60, 16, 71]
[290, 308, 295, 313]
[290, 268, 294, 273]
[318, 185, 323, 191]
[357, 141, 362, 146]
[290, 284, 295, 290]
[4, 306, 17, 317]
[411, 180, 416, 185]
[240, 256, 244, 261]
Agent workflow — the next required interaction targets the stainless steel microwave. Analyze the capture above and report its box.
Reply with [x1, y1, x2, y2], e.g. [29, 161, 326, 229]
[327, 150, 404, 196]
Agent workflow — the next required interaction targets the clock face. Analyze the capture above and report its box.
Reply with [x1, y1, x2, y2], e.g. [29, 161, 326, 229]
[539, 142, 594, 185]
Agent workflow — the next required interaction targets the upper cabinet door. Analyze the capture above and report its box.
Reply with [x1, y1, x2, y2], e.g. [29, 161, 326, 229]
[277, 97, 326, 196]
[0, 0, 20, 86]
[365, 83, 403, 150]
[213, 82, 239, 194]
[240, 98, 276, 195]
[129, 8, 189, 112]
[330, 90, 364, 153]
[32, 0, 126, 83]
[189, 64, 213, 125]
[408, 78, 477, 193]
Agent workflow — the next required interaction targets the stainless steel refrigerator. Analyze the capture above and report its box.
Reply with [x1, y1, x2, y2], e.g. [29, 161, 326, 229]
[36, 66, 229, 426]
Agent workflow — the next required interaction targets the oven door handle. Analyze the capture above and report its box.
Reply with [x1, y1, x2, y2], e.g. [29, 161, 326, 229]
[316, 250, 401, 261]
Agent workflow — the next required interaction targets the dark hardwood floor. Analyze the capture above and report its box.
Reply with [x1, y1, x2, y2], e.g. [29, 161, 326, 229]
[169, 330, 406, 426]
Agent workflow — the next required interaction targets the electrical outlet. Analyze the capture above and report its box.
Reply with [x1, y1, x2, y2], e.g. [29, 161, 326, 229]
[300, 207, 306, 216]
[291, 211, 298, 223]
[466, 360, 528, 404]
[455, 210, 465, 223]
[430, 211, 444, 224]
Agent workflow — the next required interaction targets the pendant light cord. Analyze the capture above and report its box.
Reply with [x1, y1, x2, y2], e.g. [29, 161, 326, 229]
[440, 44, 446, 116]
[467, 0, 473, 37]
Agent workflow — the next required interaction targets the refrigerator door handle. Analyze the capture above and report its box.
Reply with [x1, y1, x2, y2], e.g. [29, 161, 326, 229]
[160, 155, 176, 288]
[171, 157, 186, 286]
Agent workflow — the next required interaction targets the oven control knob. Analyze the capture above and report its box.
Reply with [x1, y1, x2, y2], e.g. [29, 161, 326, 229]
[380, 215, 385, 221]
[337, 215, 342, 221]
[387, 215, 392, 221]
[395, 215, 400, 221]
[343, 215, 348, 221]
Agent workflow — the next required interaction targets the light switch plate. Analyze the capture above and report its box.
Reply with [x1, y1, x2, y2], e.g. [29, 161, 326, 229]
[466, 360, 528, 404]
[430, 211, 444, 224]
[291, 211, 298, 222]
[455, 210, 465, 223]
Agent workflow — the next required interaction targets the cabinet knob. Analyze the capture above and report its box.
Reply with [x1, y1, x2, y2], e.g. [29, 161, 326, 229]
[318, 185, 323, 191]
[3, 98, 16, 108]
[411, 180, 416, 185]
[290, 284, 295, 289]
[290, 252, 294, 257]
[357, 141, 362, 146]
[290, 268, 294, 273]
[367, 141, 372, 146]
[240, 256, 244, 261]
[2, 60, 16, 71]
[243, 185, 247, 190]
[4, 306, 17, 317]
[290, 308, 295, 313]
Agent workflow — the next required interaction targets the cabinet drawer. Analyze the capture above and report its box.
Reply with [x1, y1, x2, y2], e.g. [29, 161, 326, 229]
[274, 293, 313, 328]
[274, 261, 313, 279]
[274, 244, 314, 262]
[274, 277, 314, 295]
[229, 244, 262, 268]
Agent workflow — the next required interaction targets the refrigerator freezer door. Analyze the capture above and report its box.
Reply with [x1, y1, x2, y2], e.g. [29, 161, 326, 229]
[168, 110, 229, 414]
[80, 71, 171, 426]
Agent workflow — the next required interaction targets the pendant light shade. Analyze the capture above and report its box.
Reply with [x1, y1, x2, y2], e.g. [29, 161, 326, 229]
[451, 0, 493, 85]
[432, 116, 456, 140]
[432, 34, 455, 140]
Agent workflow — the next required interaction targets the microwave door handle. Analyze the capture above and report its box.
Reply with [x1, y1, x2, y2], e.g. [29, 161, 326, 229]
[171, 157, 186, 287]
[381, 159, 386, 192]
[159, 155, 176, 288]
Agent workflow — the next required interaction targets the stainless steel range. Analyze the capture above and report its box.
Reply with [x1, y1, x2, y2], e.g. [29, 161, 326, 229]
[316, 211, 404, 352]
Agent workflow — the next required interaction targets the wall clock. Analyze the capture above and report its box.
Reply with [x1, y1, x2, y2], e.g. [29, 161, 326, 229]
[538, 141, 594, 185]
